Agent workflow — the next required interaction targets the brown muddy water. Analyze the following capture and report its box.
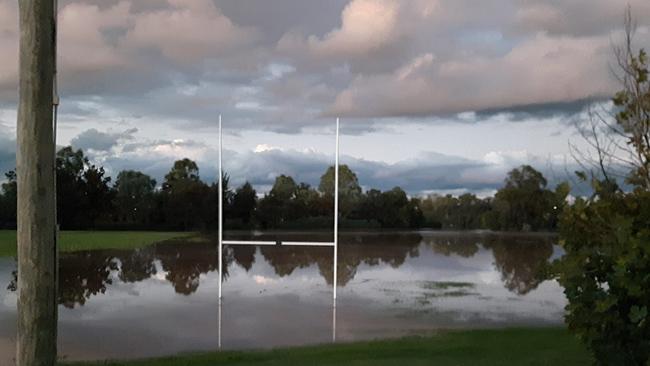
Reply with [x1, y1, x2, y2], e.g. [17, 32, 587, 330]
[0, 231, 565, 364]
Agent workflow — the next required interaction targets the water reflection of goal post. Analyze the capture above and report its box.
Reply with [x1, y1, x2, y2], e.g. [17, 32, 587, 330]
[217, 116, 340, 302]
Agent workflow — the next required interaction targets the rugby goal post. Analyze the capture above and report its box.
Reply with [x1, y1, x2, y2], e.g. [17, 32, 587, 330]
[217, 116, 340, 301]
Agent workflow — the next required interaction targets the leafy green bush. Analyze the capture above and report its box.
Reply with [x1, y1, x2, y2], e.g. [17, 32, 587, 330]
[554, 184, 650, 365]
[553, 15, 650, 364]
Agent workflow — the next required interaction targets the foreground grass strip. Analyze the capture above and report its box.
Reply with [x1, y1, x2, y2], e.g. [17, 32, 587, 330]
[0, 230, 194, 257]
[64, 328, 592, 366]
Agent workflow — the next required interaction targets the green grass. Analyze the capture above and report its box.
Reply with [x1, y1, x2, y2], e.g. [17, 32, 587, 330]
[64, 327, 592, 366]
[0, 230, 194, 257]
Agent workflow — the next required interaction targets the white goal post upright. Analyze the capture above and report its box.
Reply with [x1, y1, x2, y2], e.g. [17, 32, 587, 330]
[217, 117, 340, 302]
[333, 117, 339, 301]
[218, 114, 223, 301]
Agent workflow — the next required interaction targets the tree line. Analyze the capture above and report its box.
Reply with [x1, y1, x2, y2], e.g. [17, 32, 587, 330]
[0, 146, 568, 232]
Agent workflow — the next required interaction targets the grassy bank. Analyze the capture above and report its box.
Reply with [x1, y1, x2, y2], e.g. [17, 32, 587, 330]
[65, 327, 591, 366]
[0, 230, 194, 257]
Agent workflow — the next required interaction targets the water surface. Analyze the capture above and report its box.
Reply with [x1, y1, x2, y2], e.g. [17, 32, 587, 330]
[0, 231, 565, 364]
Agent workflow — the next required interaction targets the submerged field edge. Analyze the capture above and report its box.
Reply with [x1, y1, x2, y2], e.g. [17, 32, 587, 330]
[62, 327, 592, 366]
[0, 230, 196, 257]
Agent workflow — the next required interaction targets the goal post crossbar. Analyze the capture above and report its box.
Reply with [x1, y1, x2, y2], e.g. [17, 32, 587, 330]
[222, 240, 336, 247]
[217, 116, 340, 301]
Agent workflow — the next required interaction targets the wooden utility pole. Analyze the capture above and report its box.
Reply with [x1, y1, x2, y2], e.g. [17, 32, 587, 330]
[16, 0, 57, 365]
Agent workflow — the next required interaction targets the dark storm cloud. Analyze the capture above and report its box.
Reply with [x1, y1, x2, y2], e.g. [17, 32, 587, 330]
[71, 128, 138, 152]
[474, 98, 607, 122]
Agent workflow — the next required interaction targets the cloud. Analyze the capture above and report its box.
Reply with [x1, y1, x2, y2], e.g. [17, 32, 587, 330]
[512, 0, 650, 37]
[0, 0, 263, 100]
[0, 135, 15, 176]
[328, 33, 618, 117]
[308, 0, 401, 58]
[0, 0, 18, 101]
[58, 1, 131, 72]
[122, 0, 259, 63]
[1, 0, 648, 137]
[270, 0, 649, 122]
[474, 98, 604, 122]
[0, 107, 596, 196]
[0, 114, 16, 176]
[70, 131, 580, 196]
[276, 0, 511, 74]
[70, 128, 138, 152]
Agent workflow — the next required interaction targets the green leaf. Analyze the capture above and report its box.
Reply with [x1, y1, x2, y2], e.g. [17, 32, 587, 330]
[629, 305, 647, 325]
[575, 171, 588, 181]
[595, 297, 617, 313]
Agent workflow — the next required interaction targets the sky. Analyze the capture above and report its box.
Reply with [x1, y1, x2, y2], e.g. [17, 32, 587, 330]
[1, 0, 649, 196]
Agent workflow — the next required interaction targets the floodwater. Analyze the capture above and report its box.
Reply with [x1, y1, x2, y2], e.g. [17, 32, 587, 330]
[0, 231, 566, 364]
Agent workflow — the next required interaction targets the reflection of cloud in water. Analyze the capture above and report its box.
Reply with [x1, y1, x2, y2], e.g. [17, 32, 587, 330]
[253, 275, 276, 285]
[0, 231, 565, 363]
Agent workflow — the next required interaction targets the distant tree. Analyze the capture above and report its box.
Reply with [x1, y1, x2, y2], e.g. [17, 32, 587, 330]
[270, 175, 297, 201]
[114, 170, 157, 225]
[162, 159, 209, 230]
[358, 188, 382, 224]
[256, 175, 297, 227]
[206, 173, 233, 230]
[0, 170, 17, 227]
[57, 146, 85, 174]
[255, 195, 280, 229]
[79, 164, 113, 227]
[420, 194, 451, 228]
[56, 147, 87, 228]
[455, 193, 489, 229]
[357, 187, 422, 228]
[319, 165, 362, 218]
[489, 165, 566, 231]
[231, 181, 257, 225]
[405, 197, 424, 229]
[221, 173, 234, 206]
[51, 147, 117, 228]
[163, 158, 200, 187]
[377, 187, 409, 228]
[420, 193, 491, 230]
[292, 182, 324, 219]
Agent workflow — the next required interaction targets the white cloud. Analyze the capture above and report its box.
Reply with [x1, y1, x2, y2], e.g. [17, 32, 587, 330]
[308, 0, 401, 58]
[329, 32, 618, 117]
[84, 133, 580, 195]
[122, 0, 259, 63]
[254, 144, 280, 153]
[483, 150, 529, 165]
[0, 0, 261, 100]
[59, 1, 131, 71]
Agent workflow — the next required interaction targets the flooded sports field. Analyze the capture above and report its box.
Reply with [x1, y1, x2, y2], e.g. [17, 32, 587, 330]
[0, 231, 565, 363]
